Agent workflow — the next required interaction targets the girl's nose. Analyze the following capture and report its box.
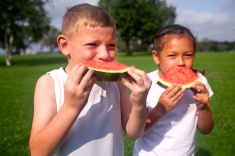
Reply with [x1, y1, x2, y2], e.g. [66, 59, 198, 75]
[177, 56, 186, 67]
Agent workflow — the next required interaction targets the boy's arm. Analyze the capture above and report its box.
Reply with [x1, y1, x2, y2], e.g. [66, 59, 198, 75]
[117, 81, 147, 140]
[117, 66, 151, 140]
[30, 74, 77, 155]
[30, 65, 95, 155]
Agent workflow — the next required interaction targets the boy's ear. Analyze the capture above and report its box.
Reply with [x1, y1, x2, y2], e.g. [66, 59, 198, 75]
[152, 50, 160, 65]
[57, 35, 70, 56]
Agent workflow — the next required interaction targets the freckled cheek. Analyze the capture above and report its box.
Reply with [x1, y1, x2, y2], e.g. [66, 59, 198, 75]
[110, 51, 116, 60]
[185, 59, 194, 68]
[77, 51, 96, 63]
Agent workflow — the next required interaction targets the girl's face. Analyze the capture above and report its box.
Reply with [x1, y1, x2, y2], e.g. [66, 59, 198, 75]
[152, 35, 195, 76]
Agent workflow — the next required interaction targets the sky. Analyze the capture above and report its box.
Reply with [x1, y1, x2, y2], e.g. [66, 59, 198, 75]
[1, 0, 234, 54]
[44, 0, 235, 43]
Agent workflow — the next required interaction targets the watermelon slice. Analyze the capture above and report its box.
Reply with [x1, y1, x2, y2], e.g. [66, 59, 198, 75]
[158, 67, 202, 89]
[83, 59, 129, 81]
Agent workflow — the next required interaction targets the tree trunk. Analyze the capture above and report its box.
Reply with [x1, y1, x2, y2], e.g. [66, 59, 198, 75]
[4, 33, 13, 66]
[147, 46, 152, 53]
[125, 39, 132, 56]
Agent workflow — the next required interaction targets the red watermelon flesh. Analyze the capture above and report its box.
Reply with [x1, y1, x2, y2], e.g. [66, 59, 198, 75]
[83, 59, 129, 81]
[158, 67, 202, 89]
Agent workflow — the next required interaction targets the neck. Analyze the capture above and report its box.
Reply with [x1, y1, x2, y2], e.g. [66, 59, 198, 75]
[158, 69, 164, 78]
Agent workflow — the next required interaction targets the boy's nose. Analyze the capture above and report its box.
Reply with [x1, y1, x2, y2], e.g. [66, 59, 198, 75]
[97, 48, 111, 61]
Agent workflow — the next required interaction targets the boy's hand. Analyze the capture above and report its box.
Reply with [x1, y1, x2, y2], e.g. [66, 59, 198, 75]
[191, 81, 209, 110]
[64, 64, 96, 111]
[157, 84, 185, 115]
[121, 66, 151, 106]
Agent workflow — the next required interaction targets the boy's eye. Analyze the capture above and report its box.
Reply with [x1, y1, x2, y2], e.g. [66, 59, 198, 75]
[109, 44, 116, 47]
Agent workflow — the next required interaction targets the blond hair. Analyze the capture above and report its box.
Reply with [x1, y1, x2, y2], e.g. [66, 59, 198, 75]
[62, 3, 115, 39]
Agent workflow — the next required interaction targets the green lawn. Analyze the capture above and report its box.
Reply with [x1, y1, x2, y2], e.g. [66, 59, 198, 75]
[0, 52, 234, 155]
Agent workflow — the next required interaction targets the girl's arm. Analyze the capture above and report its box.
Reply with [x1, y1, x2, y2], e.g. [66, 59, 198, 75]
[117, 66, 151, 140]
[143, 84, 185, 135]
[29, 64, 95, 155]
[192, 81, 214, 134]
[197, 101, 214, 134]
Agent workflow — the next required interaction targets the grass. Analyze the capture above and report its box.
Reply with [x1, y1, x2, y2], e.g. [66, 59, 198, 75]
[0, 52, 234, 155]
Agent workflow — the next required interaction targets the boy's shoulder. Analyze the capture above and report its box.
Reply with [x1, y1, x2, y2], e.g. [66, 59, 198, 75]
[47, 67, 68, 81]
[47, 67, 66, 75]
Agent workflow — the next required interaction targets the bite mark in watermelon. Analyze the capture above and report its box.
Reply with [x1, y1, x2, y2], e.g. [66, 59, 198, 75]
[83, 59, 129, 81]
[158, 67, 202, 89]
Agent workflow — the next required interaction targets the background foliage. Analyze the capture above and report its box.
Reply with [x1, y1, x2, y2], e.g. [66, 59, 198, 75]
[0, 0, 61, 66]
[99, 0, 176, 54]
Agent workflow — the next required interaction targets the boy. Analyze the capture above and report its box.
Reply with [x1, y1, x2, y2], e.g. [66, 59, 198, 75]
[29, 3, 151, 156]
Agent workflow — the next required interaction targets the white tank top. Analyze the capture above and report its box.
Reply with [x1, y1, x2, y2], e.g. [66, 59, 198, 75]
[133, 69, 214, 156]
[48, 68, 124, 156]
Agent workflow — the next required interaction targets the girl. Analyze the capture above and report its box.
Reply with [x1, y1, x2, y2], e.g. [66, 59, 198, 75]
[133, 24, 214, 156]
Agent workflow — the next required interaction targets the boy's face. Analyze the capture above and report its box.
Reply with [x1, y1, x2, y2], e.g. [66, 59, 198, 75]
[67, 24, 116, 70]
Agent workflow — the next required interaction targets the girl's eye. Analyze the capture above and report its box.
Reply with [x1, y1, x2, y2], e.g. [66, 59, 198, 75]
[86, 43, 97, 46]
[185, 54, 194, 58]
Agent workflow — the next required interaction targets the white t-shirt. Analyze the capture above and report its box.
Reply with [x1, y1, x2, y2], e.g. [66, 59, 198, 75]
[48, 68, 124, 156]
[133, 69, 213, 156]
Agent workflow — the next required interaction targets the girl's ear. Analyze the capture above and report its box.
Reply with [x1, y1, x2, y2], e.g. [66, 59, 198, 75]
[57, 35, 70, 56]
[152, 50, 160, 65]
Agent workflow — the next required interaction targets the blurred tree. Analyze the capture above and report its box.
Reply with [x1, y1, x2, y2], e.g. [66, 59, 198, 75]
[98, 0, 115, 13]
[0, 0, 51, 66]
[98, 0, 175, 55]
[137, 0, 175, 52]
[40, 26, 61, 53]
[197, 39, 235, 52]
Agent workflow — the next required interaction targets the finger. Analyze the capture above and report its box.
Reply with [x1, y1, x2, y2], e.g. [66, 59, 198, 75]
[163, 84, 176, 94]
[164, 84, 181, 96]
[130, 66, 150, 83]
[126, 75, 136, 85]
[80, 69, 96, 90]
[67, 64, 81, 81]
[121, 78, 133, 90]
[121, 78, 135, 91]
[71, 65, 88, 85]
[191, 81, 206, 92]
[193, 95, 201, 102]
[85, 77, 96, 92]
[172, 88, 185, 103]
[66, 64, 82, 88]
[169, 84, 183, 99]
[190, 88, 198, 95]
[127, 68, 144, 86]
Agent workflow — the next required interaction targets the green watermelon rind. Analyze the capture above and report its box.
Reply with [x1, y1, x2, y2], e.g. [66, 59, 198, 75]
[158, 77, 202, 89]
[88, 67, 129, 82]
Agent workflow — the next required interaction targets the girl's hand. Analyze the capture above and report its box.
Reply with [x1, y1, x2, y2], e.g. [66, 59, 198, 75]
[121, 66, 152, 106]
[64, 64, 96, 111]
[191, 81, 209, 110]
[157, 84, 185, 115]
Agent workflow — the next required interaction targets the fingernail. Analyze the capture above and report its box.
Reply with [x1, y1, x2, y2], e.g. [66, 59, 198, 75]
[130, 65, 136, 69]
[121, 78, 127, 85]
